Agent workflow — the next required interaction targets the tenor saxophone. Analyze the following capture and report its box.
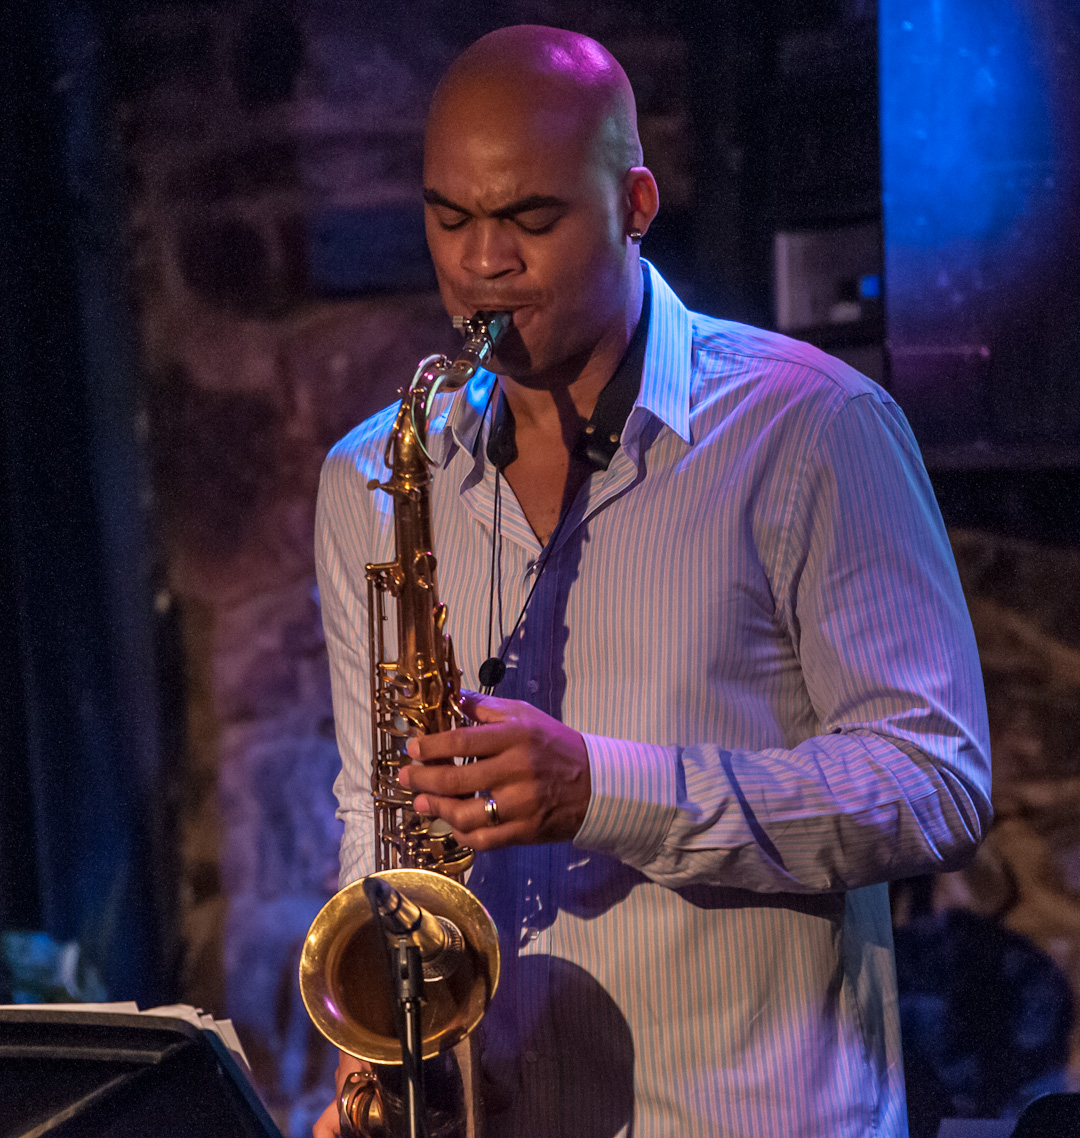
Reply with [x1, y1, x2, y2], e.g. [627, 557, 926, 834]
[300, 312, 511, 1138]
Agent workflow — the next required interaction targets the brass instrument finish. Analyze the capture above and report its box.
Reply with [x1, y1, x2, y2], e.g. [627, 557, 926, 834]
[365, 311, 511, 875]
[300, 869, 500, 1065]
[300, 311, 510, 1137]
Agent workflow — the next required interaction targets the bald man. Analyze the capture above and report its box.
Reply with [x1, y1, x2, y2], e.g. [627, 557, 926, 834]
[314, 25, 991, 1138]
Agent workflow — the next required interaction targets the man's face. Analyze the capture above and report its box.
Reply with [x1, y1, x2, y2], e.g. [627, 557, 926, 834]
[423, 92, 630, 383]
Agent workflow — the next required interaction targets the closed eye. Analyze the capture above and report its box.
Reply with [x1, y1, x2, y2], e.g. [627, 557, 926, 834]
[510, 206, 564, 234]
[431, 205, 469, 231]
[514, 215, 560, 235]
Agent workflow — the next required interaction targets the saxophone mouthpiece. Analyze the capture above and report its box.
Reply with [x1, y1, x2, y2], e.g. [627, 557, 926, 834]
[449, 311, 513, 381]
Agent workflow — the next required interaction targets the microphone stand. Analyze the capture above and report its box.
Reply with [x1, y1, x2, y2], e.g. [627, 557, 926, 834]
[393, 937, 426, 1138]
[364, 876, 431, 1138]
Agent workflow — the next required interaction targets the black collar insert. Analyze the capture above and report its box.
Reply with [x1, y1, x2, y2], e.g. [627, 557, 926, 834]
[486, 267, 652, 473]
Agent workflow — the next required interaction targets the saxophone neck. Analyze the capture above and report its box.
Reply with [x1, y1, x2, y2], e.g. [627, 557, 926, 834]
[389, 394, 432, 478]
[380, 311, 512, 479]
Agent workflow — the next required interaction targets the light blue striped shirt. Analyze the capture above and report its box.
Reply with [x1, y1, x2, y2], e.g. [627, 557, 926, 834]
[316, 264, 991, 1137]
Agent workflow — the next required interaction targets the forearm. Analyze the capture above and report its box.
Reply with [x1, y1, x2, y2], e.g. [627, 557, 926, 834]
[575, 725, 990, 893]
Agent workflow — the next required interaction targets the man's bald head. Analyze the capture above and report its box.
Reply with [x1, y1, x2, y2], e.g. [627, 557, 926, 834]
[427, 25, 642, 178]
[421, 25, 658, 387]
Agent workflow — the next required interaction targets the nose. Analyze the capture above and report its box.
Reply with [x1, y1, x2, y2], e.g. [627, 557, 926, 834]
[459, 220, 522, 280]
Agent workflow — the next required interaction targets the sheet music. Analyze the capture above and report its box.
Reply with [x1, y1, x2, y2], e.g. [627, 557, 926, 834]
[0, 1001, 250, 1069]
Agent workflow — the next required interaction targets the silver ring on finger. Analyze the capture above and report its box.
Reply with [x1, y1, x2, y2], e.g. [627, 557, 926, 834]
[483, 794, 501, 827]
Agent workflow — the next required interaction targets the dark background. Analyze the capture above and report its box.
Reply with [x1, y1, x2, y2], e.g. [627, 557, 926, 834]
[2, 0, 1078, 1132]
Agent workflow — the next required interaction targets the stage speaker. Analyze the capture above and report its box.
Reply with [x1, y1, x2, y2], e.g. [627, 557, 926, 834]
[0, 1008, 283, 1138]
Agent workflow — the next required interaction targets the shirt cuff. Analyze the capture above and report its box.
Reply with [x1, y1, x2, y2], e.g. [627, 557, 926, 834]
[573, 734, 679, 867]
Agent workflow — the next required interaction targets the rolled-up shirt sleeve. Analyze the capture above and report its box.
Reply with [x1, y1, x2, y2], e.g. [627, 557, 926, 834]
[575, 392, 992, 893]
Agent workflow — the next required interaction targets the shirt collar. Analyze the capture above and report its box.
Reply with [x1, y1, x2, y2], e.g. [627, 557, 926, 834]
[445, 365, 495, 463]
[635, 259, 693, 444]
[444, 259, 693, 461]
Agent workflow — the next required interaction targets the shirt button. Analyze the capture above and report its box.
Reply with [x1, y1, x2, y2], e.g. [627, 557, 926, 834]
[523, 1050, 539, 1064]
[526, 678, 539, 694]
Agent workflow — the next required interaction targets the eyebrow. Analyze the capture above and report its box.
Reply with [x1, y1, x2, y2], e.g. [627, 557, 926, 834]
[422, 189, 569, 220]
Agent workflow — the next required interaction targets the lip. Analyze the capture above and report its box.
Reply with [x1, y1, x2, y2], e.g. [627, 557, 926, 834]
[461, 303, 527, 313]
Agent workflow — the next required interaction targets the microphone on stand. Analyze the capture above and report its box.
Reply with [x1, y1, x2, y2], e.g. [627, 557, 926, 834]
[364, 876, 466, 982]
[364, 875, 467, 1138]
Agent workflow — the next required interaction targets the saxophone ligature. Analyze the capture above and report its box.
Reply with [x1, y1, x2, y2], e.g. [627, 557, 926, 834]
[300, 311, 512, 1138]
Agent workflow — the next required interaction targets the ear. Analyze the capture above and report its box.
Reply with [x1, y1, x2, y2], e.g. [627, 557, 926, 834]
[624, 166, 659, 241]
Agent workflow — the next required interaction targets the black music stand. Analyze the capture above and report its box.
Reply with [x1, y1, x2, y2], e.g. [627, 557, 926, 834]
[0, 1008, 284, 1138]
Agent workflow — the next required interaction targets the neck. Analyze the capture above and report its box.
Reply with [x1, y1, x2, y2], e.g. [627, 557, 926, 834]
[499, 266, 644, 437]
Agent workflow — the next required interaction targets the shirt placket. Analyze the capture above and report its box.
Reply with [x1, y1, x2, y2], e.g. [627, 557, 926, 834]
[455, 462, 556, 1120]
[456, 425, 651, 1135]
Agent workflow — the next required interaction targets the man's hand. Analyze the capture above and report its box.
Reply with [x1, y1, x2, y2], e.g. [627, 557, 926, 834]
[312, 1050, 373, 1138]
[397, 691, 592, 850]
